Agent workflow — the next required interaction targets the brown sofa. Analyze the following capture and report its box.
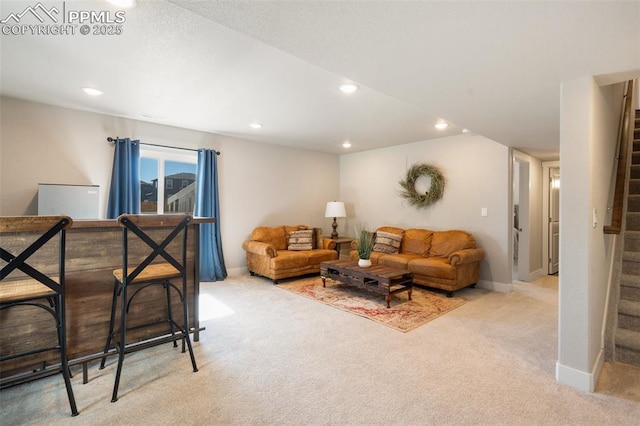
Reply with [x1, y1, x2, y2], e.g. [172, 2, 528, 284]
[242, 225, 338, 283]
[350, 226, 485, 297]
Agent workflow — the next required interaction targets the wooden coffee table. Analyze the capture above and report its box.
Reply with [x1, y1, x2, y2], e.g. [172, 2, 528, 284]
[320, 260, 413, 308]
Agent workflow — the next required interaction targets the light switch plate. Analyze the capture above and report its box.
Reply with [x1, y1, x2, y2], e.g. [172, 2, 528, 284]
[481, 207, 488, 217]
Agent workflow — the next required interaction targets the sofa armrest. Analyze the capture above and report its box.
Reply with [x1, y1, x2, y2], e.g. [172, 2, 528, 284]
[322, 238, 337, 250]
[448, 248, 485, 266]
[242, 240, 278, 258]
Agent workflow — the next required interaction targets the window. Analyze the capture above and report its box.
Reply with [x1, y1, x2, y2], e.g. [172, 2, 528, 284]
[139, 146, 197, 214]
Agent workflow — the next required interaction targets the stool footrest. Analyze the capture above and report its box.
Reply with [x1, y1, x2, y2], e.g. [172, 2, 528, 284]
[114, 331, 190, 355]
[0, 363, 64, 389]
[110, 318, 181, 337]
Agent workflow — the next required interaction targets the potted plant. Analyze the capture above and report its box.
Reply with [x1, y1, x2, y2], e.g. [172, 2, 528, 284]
[355, 226, 374, 268]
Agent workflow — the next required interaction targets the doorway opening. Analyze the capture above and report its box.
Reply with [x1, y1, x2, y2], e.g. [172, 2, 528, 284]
[513, 161, 520, 281]
[542, 162, 560, 276]
[548, 168, 560, 275]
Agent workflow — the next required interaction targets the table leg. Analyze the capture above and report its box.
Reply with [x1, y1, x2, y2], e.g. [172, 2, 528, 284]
[408, 286, 413, 301]
[385, 295, 391, 308]
[322, 276, 326, 287]
[194, 224, 201, 342]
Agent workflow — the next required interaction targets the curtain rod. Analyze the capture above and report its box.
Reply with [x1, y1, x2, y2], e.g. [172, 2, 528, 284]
[106, 137, 220, 155]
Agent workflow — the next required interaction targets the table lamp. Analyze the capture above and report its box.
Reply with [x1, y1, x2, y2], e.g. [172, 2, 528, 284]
[325, 201, 346, 239]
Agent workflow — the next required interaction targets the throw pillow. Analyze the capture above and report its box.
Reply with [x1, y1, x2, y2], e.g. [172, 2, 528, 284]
[313, 228, 324, 250]
[373, 230, 402, 254]
[288, 229, 314, 251]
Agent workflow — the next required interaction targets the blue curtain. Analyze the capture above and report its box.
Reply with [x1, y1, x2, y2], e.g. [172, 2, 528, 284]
[195, 149, 227, 281]
[106, 138, 141, 219]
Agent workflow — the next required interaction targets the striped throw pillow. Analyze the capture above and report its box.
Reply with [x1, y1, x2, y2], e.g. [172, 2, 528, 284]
[373, 231, 402, 254]
[288, 229, 314, 251]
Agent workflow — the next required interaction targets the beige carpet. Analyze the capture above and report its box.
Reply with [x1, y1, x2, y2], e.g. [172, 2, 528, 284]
[278, 276, 466, 332]
[596, 361, 640, 402]
[2, 273, 640, 425]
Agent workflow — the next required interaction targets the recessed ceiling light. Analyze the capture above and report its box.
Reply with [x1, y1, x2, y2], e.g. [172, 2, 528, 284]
[106, 0, 137, 8]
[342, 141, 352, 148]
[339, 83, 359, 94]
[462, 128, 470, 134]
[249, 123, 263, 129]
[434, 121, 448, 130]
[82, 87, 103, 96]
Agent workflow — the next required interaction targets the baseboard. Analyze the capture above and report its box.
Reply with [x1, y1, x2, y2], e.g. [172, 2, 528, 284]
[555, 349, 604, 392]
[528, 268, 547, 282]
[477, 280, 512, 293]
[226, 266, 249, 276]
[592, 349, 605, 391]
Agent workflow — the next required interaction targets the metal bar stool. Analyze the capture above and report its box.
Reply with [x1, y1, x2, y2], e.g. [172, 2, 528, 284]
[99, 214, 198, 402]
[0, 215, 78, 417]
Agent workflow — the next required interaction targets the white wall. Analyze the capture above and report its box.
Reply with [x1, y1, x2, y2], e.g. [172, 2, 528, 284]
[339, 134, 512, 288]
[0, 97, 340, 271]
[557, 78, 621, 391]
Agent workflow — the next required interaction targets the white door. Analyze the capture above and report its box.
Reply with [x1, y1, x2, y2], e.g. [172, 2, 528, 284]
[549, 168, 560, 274]
[512, 155, 530, 282]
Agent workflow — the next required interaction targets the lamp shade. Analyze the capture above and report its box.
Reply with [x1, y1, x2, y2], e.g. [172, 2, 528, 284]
[325, 201, 346, 218]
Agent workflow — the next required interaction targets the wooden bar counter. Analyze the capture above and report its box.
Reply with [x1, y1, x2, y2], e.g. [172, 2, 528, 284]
[0, 217, 213, 379]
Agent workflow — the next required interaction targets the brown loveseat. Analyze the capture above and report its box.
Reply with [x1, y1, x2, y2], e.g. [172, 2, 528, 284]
[350, 226, 485, 297]
[242, 225, 338, 283]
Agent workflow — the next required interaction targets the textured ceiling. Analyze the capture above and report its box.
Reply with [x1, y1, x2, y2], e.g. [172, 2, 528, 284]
[1, 0, 639, 160]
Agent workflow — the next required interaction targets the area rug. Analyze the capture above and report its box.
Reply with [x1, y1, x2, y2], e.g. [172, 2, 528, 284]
[277, 277, 466, 332]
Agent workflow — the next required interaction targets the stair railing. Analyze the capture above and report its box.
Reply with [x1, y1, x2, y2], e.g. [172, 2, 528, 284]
[604, 79, 635, 235]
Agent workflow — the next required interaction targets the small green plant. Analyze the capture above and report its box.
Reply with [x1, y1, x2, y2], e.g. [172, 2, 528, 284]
[355, 226, 374, 260]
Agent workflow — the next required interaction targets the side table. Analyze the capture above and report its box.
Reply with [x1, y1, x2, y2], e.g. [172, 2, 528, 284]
[331, 237, 354, 257]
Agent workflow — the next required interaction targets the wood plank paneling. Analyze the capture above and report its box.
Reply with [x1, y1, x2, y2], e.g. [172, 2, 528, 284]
[1, 220, 204, 377]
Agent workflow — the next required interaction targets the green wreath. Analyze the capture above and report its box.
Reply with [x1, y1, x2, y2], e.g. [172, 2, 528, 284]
[398, 163, 445, 208]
